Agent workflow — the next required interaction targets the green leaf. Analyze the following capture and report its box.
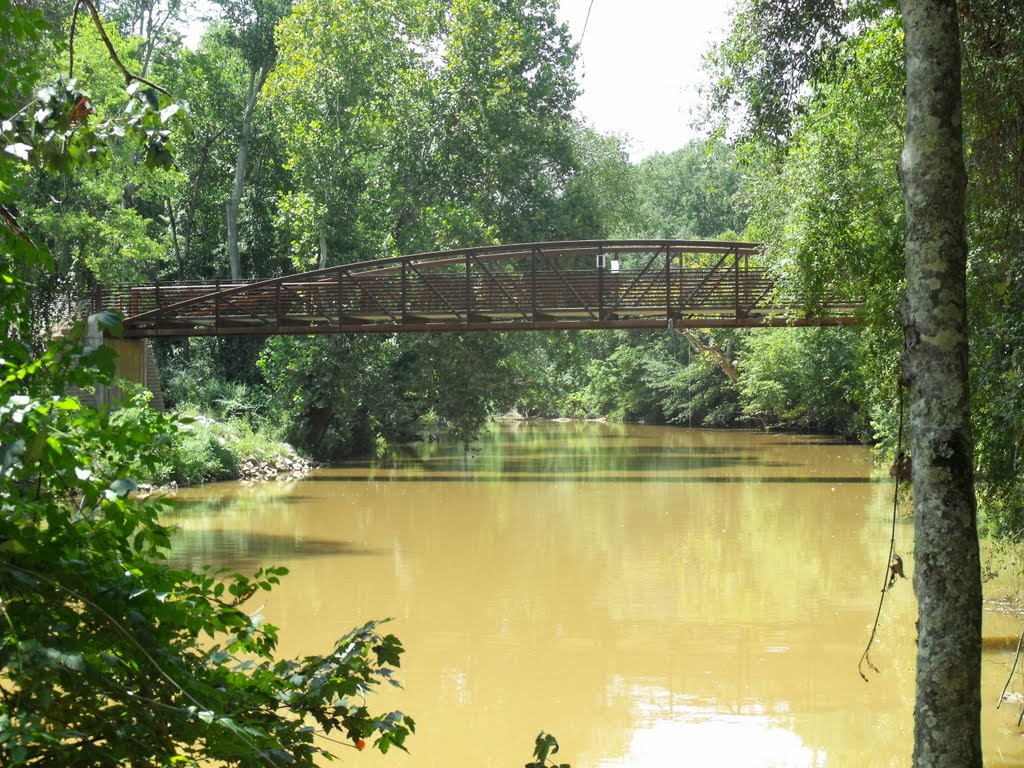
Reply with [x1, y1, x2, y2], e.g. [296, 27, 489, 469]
[59, 651, 85, 671]
[2, 438, 26, 472]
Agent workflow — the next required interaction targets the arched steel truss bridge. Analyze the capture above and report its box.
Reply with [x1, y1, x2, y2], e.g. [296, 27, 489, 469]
[92, 240, 859, 338]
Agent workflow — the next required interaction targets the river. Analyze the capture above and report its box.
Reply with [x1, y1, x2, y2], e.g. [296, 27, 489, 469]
[167, 421, 1024, 767]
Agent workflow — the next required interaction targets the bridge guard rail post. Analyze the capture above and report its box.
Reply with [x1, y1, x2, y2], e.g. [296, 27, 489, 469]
[531, 249, 538, 328]
[733, 248, 741, 320]
[744, 251, 750, 313]
[597, 246, 604, 321]
[400, 261, 407, 328]
[665, 247, 672, 323]
[276, 281, 283, 330]
[465, 252, 472, 328]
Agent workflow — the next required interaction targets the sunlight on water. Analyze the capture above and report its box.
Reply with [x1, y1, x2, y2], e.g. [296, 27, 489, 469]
[590, 680, 824, 768]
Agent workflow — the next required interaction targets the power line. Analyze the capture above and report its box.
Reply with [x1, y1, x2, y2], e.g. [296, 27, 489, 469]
[579, 0, 597, 46]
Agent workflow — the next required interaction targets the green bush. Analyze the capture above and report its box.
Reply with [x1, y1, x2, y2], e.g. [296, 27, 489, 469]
[1, 320, 415, 765]
[104, 406, 304, 486]
[171, 420, 239, 483]
[582, 339, 664, 422]
[652, 357, 740, 427]
[737, 327, 867, 436]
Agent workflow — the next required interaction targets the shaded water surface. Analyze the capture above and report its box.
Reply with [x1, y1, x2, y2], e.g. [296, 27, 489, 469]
[167, 422, 1024, 767]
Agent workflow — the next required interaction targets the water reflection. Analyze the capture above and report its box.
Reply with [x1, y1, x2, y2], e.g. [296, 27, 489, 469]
[165, 422, 1024, 767]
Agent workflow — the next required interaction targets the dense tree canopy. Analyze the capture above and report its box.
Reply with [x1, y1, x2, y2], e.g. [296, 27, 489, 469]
[708, 0, 1024, 529]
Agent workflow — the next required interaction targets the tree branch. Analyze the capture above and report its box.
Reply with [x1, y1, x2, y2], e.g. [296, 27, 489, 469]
[69, 0, 170, 96]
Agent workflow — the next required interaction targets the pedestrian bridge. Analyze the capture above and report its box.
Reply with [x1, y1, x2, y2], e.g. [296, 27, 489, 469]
[92, 240, 858, 338]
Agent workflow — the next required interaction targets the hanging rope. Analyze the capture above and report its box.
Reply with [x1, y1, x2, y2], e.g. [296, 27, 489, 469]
[859, 386, 908, 682]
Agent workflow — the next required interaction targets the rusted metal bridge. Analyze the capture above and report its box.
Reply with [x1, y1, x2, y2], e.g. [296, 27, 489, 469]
[92, 240, 858, 338]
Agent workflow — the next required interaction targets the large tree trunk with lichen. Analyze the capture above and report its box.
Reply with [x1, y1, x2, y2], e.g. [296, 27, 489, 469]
[899, 1, 982, 766]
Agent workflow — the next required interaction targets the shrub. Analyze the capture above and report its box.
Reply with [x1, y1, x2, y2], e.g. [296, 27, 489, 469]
[1, 322, 415, 765]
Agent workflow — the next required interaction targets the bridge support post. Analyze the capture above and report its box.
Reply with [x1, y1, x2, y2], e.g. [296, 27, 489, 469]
[84, 324, 164, 410]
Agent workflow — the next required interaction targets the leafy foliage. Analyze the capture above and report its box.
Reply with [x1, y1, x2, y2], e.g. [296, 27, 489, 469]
[554, 127, 639, 239]
[1, 4, 414, 763]
[739, 15, 905, 315]
[650, 354, 740, 428]
[256, 332, 525, 459]
[708, 0, 1024, 535]
[526, 731, 570, 768]
[632, 140, 745, 240]
[959, 0, 1024, 536]
[582, 335, 664, 423]
[3, 15, 186, 338]
[257, 335, 403, 459]
[737, 328, 865, 436]
[1, 255, 414, 768]
[705, 0, 848, 141]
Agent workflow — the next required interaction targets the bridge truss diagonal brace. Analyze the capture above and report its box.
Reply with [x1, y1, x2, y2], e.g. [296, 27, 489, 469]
[540, 251, 598, 320]
[606, 248, 665, 316]
[408, 262, 465, 323]
[682, 252, 731, 306]
[351, 269, 400, 323]
[473, 257, 531, 321]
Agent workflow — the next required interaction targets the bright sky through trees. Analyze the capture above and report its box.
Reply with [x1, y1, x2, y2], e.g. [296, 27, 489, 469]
[183, 0, 733, 159]
[557, 0, 733, 158]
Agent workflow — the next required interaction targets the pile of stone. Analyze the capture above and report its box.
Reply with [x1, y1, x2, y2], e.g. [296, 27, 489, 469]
[238, 454, 313, 482]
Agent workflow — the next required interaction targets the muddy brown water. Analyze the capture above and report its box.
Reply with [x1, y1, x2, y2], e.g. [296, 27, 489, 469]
[166, 421, 1024, 767]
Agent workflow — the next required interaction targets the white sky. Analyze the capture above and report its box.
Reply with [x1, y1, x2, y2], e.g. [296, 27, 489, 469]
[556, 0, 734, 159]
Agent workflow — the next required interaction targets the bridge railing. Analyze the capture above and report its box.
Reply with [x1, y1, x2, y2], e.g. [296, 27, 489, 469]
[92, 241, 858, 336]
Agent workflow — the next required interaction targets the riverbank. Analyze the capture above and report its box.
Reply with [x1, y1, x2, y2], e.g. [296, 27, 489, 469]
[983, 538, 1024, 615]
[112, 405, 313, 487]
[237, 452, 314, 482]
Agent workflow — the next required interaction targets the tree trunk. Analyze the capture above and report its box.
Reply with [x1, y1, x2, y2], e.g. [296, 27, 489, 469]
[899, 1, 982, 766]
[227, 65, 270, 280]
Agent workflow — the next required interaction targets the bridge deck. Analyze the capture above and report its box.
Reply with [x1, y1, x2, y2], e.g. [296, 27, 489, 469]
[92, 240, 859, 337]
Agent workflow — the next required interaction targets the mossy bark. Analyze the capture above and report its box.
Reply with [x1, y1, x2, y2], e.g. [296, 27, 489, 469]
[899, 1, 983, 766]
